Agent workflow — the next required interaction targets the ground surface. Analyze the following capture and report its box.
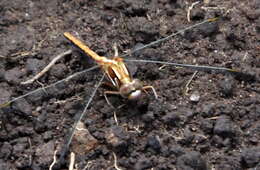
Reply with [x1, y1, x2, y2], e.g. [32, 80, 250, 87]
[0, 0, 259, 170]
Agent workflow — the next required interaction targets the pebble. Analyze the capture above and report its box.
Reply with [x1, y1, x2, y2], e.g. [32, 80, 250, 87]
[142, 111, 155, 123]
[25, 58, 45, 74]
[12, 98, 32, 116]
[0, 87, 11, 106]
[71, 121, 98, 155]
[179, 128, 194, 145]
[218, 77, 235, 97]
[35, 141, 55, 166]
[15, 155, 31, 169]
[0, 142, 12, 159]
[162, 111, 181, 127]
[49, 63, 67, 79]
[241, 147, 260, 168]
[215, 156, 241, 170]
[190, 91, 200, 102]
[200, 103, 215, 117]
[213, 116, 236, 138]
[0, 159, 12, 170]
[4, 67, 23, 84]
[105, 126, 130, 153]
[146, 135, 161, 152]
[0, 68, 5, 81]
[198, 20, 219, 37]
[168, 145, 185, 157]
[176, 151, 208, 170]
[200, 120, 213, 134]
[127, 17, 159, 42]
[134, 156, 152, 170]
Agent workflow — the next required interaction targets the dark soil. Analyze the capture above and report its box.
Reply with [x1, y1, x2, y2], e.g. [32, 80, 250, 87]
[0, 0, 259, 170]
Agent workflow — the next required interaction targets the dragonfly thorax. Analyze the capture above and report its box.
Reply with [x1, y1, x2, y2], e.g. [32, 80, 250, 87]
[119, 79, 143, 100]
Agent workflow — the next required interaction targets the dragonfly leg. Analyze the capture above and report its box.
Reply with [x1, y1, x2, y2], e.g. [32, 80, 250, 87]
[142, 85, 158, 99]
[104, 90, 121, 107]
[113, 43, 118, 57]
[102, 82, 116, 89]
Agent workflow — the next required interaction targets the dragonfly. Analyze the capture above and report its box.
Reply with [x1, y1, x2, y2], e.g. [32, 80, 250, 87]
[0, 17, 248, 166]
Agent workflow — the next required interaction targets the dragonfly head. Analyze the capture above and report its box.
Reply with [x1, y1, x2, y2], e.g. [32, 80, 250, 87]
[119, 79, 143, 100]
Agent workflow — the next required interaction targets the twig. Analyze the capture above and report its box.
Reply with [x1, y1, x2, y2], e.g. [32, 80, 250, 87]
[113, 152, 122, 170]
[21, 50, 72, 85]
[113, 43, 119, 57]
[113, 111, 119, 126]
[158, 65, 166, 70]
[133, 125, 141, 134]
[242, 51, 248, 61]
[83, 161, 93, 170]
[187, 1, 200, 22]
[207, 116, 220, 120]
[0, 54, 6, 58]
[49, 150, 58, 170]
[184, 71, 198, 94]
[54, 95, 82, 105]
[201, 6, 227, 11]
[203, 0, 210, 4]
[69, 152, 76, 170]
[27, 138, 32, 166]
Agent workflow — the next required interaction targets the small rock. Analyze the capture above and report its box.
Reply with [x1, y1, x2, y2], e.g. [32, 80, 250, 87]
[4, 67, 23, 84]
[71, 121, 98, 155]
[176, 151, 208, 170]
[33, 118, 47, 133]
[0, 68, 5, 81]
[215, 156, 242, 170]
[198, 21, 219, 37]
[200, 103, 215, 117]
[241, 147, 260, 168]
[184, 21, 218, 41]
[141, 111, 154, 123]
[49, 63, 67, 79]
[105, 126, 130, 153]
[190, 91, 200, 102]
[190, 8, 205, 21]
[197, 144, 210, 153]
[12, 98, 32, 116]
[12, 137, 28, 155]
[15, 154, 31, 169]
[43, 131, 53, 141]
[25, 58, 46, 74]
[218, 77, 235, 97]
[103, 0, 127, 9]
[162, 111, 181, 127]
[168, 145, 186, 157]
[0, 88, 11, 106]
[212, 135, 225, 147]
[0, 159, 12, 170]
[16, 126, 34, 136]
[200, 120, 213, 134]
[35, 141, 55, 166]
[179, 128, 194, 145]
[127, 17, 159, 42]
[0, 142, 12, 159]
[146, 135, 161, 152]
[213, 116, 236, 138]
[26, 89, 46, 103]
[134, 156, 152, 170]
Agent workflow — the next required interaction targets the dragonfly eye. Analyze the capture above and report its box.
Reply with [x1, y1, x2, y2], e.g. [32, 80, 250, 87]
[119, 79, 143, 100]
[119, 84, 133, 98]
[132, 79, 143, 89]
[128, 90, 142, 100]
